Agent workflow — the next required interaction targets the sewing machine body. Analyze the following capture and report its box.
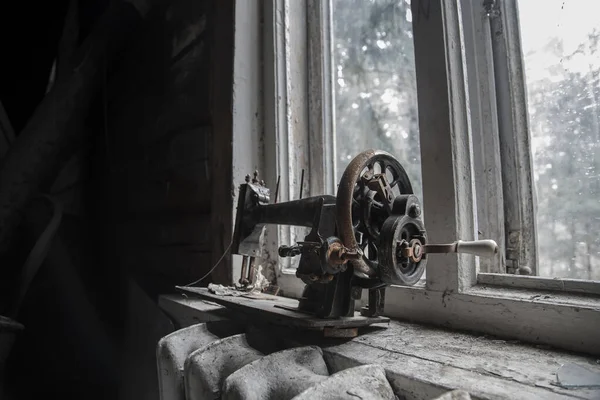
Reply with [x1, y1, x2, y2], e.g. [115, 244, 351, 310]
[231, 149, 498, 323]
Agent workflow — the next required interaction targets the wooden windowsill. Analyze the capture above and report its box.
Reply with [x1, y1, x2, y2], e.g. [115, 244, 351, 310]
[159, 294, 600, 400]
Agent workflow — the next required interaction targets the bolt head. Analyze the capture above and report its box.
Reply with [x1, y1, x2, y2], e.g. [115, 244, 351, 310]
[413, 243, 422, 258]
[408, 204, 421, 218]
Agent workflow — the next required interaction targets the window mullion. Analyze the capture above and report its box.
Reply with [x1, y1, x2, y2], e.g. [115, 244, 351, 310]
[412, 0, 478, 292]
[262, 0, 290, 274]
[264, 0, 312, 285]
[462, 0, 506, 274]
[307, 0, 336, 196]
[489, 0, 538, 275]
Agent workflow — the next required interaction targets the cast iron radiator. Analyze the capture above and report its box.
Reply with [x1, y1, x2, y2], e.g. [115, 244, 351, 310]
[156, 321, 472, 400]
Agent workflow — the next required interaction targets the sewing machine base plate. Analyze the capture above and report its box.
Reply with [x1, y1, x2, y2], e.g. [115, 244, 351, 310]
[176, 286, 390, 332]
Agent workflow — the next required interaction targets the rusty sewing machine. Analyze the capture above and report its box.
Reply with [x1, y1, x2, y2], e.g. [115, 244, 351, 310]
[180, 149, 498, 331]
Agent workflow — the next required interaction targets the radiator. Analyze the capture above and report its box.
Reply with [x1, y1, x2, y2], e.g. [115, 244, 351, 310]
[156, 321, 471, 400]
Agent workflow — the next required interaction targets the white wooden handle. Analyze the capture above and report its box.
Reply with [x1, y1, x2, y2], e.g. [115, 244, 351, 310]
[455, 240, 499, 258]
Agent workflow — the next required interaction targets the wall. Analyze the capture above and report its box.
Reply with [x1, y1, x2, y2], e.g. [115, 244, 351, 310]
[106, 1, 235, 396]
[113, 1, 239, 397]
[1, 1, 235, 398]
[107, 0, 215, 296]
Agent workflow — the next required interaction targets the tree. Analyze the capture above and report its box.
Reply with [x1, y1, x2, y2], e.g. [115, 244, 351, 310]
[525, 30, 600, 279]
[332, 0, 422, 202]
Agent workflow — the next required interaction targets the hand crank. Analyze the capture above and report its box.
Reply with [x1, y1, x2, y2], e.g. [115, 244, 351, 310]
[400, 239, 498, 263]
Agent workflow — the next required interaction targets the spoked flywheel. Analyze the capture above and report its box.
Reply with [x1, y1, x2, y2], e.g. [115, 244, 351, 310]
[336, 149, 427, 285]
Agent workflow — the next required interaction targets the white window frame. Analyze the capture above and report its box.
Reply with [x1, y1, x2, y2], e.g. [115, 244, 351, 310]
[260, 0, 338, 296]
[384, 1, 599, 357]
[234, 0, 600, 355]
[479, 0, 538, 276]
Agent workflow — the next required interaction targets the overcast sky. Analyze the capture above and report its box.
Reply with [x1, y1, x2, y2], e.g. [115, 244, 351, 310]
[518, 0, 599, 77]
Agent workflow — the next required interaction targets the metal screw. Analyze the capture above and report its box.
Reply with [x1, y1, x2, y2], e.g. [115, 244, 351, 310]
[408, 204, 421, 218]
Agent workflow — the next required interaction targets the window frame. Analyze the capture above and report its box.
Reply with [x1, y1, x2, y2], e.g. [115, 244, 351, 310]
[262, 0, 331, 296]
[487, 0, 539, 276]
[389, 0, 599, 354]
[236, 0, 600, 354]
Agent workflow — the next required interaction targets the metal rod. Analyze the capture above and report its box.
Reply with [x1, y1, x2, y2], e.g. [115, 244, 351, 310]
[274, 175, 280, 204]
[239, 256, 249, 284]
[299, 169, 305, 199]
[247, 256, 256, 284]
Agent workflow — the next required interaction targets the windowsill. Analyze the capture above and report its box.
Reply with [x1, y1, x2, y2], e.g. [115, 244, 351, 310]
[275, 271, 600, 355]
[158, 294, 600, 400]
[478, 273, 600, 296]
[466, 283, 600, 308]
[384, 284, 600, 356]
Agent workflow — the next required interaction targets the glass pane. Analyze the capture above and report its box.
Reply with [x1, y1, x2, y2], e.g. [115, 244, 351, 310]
[518, 0, 600, 279]
[332, 0, 422, 204]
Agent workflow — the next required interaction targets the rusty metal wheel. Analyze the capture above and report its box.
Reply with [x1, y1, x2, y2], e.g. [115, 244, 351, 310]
[336, 149, 414, 279]
[378, 215, 427, 285]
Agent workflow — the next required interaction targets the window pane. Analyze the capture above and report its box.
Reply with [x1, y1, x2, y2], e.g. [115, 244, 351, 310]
[518, 0, 600, 279]
[332, 0, 422, 204]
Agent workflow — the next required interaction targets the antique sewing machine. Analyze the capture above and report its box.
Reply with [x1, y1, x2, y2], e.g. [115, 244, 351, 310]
[179, 149, 498, 330]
